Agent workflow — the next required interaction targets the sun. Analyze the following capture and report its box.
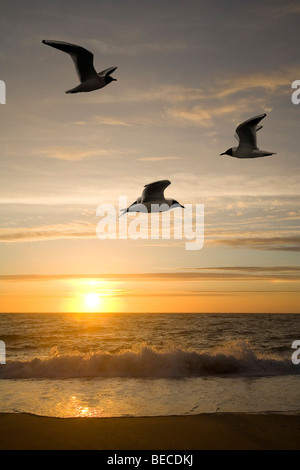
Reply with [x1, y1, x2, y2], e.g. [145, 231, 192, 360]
[85, 292, 100, 309]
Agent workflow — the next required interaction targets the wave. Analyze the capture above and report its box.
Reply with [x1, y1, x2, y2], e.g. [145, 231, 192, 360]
[0, 341, 298, 379]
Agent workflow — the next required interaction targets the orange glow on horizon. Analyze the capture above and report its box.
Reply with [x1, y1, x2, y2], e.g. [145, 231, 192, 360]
[0, 276, 299, 313]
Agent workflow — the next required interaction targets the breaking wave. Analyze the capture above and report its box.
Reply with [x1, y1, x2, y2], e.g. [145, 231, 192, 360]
[0, 341, 298, 379]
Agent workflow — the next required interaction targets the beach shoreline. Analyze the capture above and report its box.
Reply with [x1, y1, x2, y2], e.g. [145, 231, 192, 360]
[1, 412, 300, 450]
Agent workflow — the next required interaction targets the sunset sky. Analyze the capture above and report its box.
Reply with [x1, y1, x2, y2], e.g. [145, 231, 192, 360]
[1, 0, 300, 313]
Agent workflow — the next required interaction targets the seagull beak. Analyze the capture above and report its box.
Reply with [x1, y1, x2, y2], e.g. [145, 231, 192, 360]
[180, 205, 185, 209]
[220, 152, 226, 156]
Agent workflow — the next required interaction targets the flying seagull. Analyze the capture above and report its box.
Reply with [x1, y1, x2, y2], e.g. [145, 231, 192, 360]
[120, 180, 185, 216]
[220, 113, 276, 158]
[42, 40, 117, 94]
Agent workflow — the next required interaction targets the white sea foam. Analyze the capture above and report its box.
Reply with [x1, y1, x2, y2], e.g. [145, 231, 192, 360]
[0, 341, 298, 379]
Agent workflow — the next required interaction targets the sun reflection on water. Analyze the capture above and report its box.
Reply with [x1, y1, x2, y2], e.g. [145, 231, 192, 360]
[68, 395, 103, 417]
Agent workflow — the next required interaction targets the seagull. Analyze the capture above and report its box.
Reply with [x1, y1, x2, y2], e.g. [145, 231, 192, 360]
[220, 113, 276, 158]
[42, 40, 117, 94]
[120, 180, 185, 216]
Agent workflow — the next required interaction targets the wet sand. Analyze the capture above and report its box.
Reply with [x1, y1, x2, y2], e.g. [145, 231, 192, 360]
[1, 412, 300, 450]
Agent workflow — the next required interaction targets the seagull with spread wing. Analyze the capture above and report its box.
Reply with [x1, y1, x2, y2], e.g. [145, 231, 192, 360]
[220, 113, 276, 158]
[42, 40, 117, 94]
[120, 180, 184, 216]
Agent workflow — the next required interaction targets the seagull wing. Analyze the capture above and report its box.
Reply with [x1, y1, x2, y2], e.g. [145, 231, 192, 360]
[98, 66, 118, 77]
[235, 125, 262, 141]
[235, 113, 266, 150]
[141, 180, 171, 203]
[42, 40, 98, 82]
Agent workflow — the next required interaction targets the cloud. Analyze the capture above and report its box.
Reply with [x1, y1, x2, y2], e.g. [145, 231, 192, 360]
[262, 2, 300, 18]
[36, 145, 135, 161]
[0, 218, 189, 244]
[73, 117, 130, 127]
[79, 70, 284, 128]
[94, 116, 131, 126]
[166, 101, 251, 128]
[37, 147, 101, 161]
[212, 68, 298, 99]
[88, 39, 188, 57]
[0, 222, 96, 243]
[81, 65, 300, 128]
[181, 266, 300, 273]
[163, 67, 300, 127]
[211, 236, 300, 252]
[138, 156, 182, 162]
[1, 266, 300, 283]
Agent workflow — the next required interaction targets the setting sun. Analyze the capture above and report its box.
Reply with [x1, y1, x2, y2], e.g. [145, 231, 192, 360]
[85, 292, 100, 309]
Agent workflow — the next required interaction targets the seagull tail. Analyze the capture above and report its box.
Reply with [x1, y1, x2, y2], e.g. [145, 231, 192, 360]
[119, 208, 128, 218]
[65, 88, 79, 94]
[65, 84, 82, 94]
[262, 151, 276, 156]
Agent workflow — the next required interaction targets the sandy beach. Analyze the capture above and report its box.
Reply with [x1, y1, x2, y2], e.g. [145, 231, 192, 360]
[1, 412, 300, 450]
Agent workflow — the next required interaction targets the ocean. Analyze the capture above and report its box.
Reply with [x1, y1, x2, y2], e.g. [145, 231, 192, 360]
[0, 312, 300, 417]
